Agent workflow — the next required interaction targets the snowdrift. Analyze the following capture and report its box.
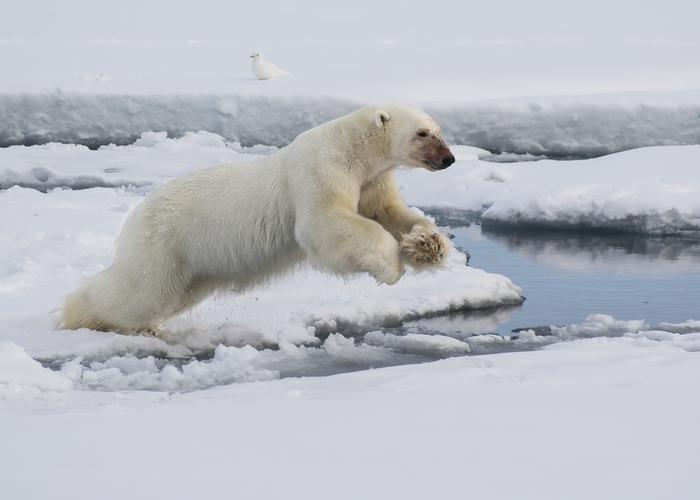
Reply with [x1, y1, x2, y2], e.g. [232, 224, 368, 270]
[401, 145, 700, 236]
[2, 134, 699, 235]
[3, 320, 700, 500]
[2, 93, 699, 158]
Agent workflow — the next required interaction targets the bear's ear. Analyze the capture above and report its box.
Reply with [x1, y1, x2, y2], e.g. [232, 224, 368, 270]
[373, 110, 391, 128]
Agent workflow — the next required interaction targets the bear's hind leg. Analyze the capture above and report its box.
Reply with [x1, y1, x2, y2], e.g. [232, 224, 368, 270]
[61, 261, 195, 334]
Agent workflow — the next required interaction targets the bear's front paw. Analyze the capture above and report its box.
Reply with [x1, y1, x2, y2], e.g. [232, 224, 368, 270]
[400, 226, 450, 270]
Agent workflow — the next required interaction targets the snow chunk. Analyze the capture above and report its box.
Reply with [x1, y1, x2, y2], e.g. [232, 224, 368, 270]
[550, 314, 647, 339]
[181, 247, 523, 347]
[62, 345, 278, 392]
[506, 314, 700, 354]
[364, 331, 470, 356]
[653, 319, 700, 334]
[0, 342, 71, 399]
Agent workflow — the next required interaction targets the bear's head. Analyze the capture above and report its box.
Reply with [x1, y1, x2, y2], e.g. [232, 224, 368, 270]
[372, 105, 455, 171]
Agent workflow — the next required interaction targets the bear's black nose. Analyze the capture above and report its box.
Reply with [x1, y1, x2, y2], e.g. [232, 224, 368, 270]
[441, 154, 455, 168]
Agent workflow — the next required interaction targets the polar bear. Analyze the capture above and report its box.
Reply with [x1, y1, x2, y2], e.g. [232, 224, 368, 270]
[61, 105, 456, 334]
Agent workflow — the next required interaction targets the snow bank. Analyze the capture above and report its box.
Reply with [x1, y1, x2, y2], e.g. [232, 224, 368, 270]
[401, 145, 700, 235]
[0, 181, 522, 390]
[433, 102, 700, 158]
[0, 93, 357, 149]
[503, 314, 700, 354]
[0, 342, 71, 399]
[25, 310, 700, 392]
[19, 312, 700, 392]
[2, 93, 699, 157]
[0, 131, 261, 190]
[2, 319, 699, 500]
[371, 313, 700, 357]
[0, 133, 527, 391]
[481, 146, 700, 234]
[3, 131, 700, 391]
[3, 133, 700, 235]
[655, 319, 700, 334]
[178, 246, 523, 347]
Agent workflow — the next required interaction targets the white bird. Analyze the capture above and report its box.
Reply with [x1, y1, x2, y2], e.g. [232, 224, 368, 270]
[249, 52, 290, 80]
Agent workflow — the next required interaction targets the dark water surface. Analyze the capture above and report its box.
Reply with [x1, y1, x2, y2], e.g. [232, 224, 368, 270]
[434, 224, 700, 334]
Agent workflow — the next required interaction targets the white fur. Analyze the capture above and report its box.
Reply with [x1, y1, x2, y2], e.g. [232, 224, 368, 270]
[61, 105, 452, 333]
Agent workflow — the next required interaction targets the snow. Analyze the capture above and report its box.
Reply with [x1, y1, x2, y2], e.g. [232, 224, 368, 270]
[0, 133, 696, 394]
[3, 134, 699, 236]
[364, 331, 471, 356]
[2, 1, 699, 101]
[0, 93, 359, 149]
[6, 133, 698, 392]
[2, 93, 700, 158]
[1, 1, 700, 156]
[3, 1, 700, 495]
[401, 145, 700, 235]
[0, 131, 260, 190]
[655, 319, 700, 334]
[1, 324, 699, 499]
[0, 145, 523, 389]
[2, 152, 697, 400]
[0, 342, 72, 400]
[431, 100, 700, 158]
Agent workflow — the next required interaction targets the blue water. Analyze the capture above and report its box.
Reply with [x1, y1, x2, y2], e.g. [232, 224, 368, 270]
[445, 224, 700, 333]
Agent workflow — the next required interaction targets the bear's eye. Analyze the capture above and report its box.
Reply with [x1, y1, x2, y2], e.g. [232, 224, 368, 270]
[417, 130, 429, 138]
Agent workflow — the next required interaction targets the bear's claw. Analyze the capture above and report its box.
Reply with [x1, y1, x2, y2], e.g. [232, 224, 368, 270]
[400, 226, 449, 269]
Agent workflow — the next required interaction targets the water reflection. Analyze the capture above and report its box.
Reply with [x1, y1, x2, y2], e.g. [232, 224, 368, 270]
[401, 305, 520, 337]
[481, 226, 700, 276]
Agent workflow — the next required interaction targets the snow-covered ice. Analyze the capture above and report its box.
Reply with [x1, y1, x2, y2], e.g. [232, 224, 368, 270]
[3, 1, 700, 496]
[2, 316, 699, 499]
[4, 133, 697, 236]
[0, 132, 696, 391]
[0, 182, 522, 360]
[3, 1, 699, 101]
[0, 342, 72, 399]
[0, 134, 697, 399]
[401, 145, 700, 235]
[0, 131, 260, 190]
[2, 0, 700, 156]
[0, 136, 524, 392]
[2, 93, 700, 158]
